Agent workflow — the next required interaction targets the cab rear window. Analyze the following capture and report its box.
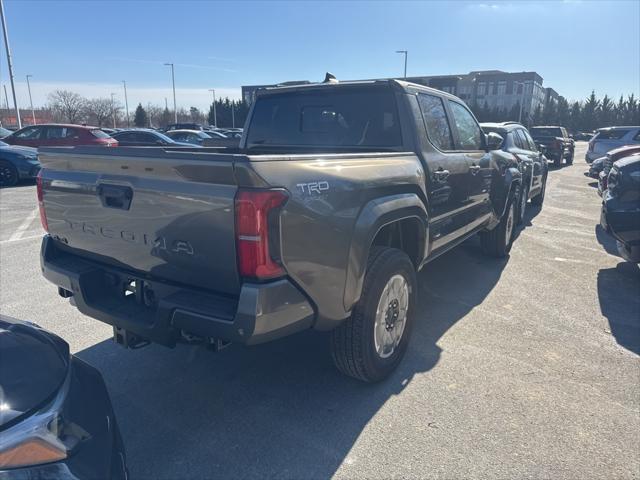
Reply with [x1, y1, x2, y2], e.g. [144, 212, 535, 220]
[530, 128, 562, 137]
[246, 87, 402, 148]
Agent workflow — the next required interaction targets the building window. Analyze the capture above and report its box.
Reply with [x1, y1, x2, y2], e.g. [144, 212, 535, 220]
[497, 81, 506, 96]
[477, 82, 486, 95]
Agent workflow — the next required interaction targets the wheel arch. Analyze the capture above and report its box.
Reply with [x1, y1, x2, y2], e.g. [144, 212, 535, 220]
[343, 193, 428, 312]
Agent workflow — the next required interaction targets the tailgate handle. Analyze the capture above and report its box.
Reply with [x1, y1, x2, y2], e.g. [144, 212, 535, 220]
[97, 184, 133, 210]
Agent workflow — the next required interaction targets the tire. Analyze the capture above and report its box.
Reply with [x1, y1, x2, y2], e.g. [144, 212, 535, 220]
[480, 193, 516, 258]
[0, 160, 18, 187]
[531, 173, 547, 206]
[517, 182, 529, 225]
[617, 240, 640, 263]
[566, 148, 574, 165]
[330, 247, 416, 383]
[554, 152, 562, 167]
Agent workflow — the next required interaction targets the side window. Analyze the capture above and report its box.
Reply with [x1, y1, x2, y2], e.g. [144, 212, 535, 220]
[116, 132, 136, 142]
[417, 94, 454, 151]
[45, 127, 67, 139]
[522, 130, 538, 151]
[515, 130, 529, 149]
[139, 133, 158, 144]
[448, 101, 483, 150]
[16, 127, 42, 139]
[633, 130, 640, 141]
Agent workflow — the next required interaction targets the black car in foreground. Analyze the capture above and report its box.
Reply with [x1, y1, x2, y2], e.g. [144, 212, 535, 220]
[481, 122, 549, 223]
[601, 153, 640, 263]
[0, 140, 39, 187]
[0, 315, 127, 479]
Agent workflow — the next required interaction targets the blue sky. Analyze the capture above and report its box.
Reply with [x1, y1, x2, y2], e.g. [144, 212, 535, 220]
[2, 0, 639, 111]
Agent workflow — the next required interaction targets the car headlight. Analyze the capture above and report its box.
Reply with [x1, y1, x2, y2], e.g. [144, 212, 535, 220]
[0, 380, 88, 469]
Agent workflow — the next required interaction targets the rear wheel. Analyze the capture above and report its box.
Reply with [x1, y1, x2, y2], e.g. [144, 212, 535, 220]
[0, 160, 18, 187]
[554, 152, 563, 167]
[480, 194, 516, 258]
[531, 173, 547, 206]
[566, 148, 574, 165]
[330, 247, 416, 383]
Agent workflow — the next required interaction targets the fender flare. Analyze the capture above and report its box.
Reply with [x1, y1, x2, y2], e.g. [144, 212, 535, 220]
[342, 193, 428, 312]
[493, 167, 522, 219]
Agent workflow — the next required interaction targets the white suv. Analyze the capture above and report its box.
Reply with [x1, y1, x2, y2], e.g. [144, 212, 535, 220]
[586, 126, 640, 163]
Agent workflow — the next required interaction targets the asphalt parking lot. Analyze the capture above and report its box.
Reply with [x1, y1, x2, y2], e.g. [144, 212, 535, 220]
[1, 142, 639, 479]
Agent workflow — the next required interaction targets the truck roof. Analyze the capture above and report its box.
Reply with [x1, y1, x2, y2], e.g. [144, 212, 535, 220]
[255, 78, 462, 102]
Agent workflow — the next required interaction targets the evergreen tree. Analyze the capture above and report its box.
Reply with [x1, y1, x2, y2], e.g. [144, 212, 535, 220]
[569, 101, 582, 132]
[556, 97, 570, 127]
[134, 103, 148, 127]
[582, 91, 600, 131]
[599, 95, 614, 127]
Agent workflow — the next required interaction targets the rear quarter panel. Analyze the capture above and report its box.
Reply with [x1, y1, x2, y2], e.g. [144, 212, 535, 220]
[247, 153, 425, 326]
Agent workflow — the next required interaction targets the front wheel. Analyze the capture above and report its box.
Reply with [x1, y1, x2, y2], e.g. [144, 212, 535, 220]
[0, 160, 19, 187]
[617, 240, 640, 263]
[517, 183, 529, 225]
[330, 247, 416, 383]
[480, 194, 516, 258]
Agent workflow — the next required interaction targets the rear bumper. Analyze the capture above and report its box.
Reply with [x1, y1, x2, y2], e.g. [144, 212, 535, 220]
[41, 236, 315, 347]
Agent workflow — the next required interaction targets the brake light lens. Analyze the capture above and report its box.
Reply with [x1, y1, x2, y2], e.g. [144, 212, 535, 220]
[235, 189, 288, 279]
[36, 170, 48, 232]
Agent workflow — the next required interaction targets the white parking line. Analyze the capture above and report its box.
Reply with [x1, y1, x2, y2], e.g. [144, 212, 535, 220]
[0, 233, 43, 245]
[7, 208, 39, 242]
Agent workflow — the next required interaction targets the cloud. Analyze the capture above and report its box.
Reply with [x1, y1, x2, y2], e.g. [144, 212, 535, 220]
[9, 81, 242, 111]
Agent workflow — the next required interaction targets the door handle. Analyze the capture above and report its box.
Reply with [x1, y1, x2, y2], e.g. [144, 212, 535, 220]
[469, 165, 481, 175]
[433, 169, 450, 182]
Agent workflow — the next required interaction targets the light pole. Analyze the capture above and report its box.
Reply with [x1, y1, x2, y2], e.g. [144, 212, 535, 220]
[514, 81, 526, 124]
[122, 80, 130, 127]
[208, 88, 217, 127]
[110, 92, 116, 128]
[164, 63, 177, 123]
[231, 102, 235, 128]
[25, 75, 35, 125]
[395, 50, 408, 79]
[0, 0, 21, 128]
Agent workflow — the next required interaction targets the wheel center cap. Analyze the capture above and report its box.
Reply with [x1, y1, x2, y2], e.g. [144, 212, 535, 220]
[385, 299, 400, 330]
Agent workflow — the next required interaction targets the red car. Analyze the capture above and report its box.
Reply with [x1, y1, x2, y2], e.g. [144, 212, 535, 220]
[3, 124, 118, 148]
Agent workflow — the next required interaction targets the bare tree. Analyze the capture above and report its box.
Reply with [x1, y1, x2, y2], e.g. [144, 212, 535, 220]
[146, 103, 163, 128]
[48, 90, 87, 124]
[84, 98, 113, 127]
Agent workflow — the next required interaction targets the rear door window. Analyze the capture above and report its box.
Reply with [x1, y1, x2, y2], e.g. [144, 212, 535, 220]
[515, 130, 529, 150]
[417, 93, 454, 151]
[246, 86, 402, 148]
[448, 101, 483, 150]
[595, 129, 630, 140]
[522, 130, 538, 151]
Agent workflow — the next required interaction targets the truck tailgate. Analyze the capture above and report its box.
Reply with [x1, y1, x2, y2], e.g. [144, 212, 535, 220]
[39, 147, 243, 295]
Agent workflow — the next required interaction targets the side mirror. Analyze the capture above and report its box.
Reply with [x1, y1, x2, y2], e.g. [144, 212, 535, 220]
[485, 132, 503, 151]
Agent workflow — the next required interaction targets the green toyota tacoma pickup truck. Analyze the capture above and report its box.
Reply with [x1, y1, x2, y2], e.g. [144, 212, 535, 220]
[38, 78, 532, 382]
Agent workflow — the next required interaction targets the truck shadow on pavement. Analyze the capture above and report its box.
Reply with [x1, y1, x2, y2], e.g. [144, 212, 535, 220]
[77, 238, 509, 480]
[597, 262, 640, 355]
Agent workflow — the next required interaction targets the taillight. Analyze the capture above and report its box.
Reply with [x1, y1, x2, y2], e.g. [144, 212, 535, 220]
[235, 189, 288, 279]
[36, 170, 48, 232]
